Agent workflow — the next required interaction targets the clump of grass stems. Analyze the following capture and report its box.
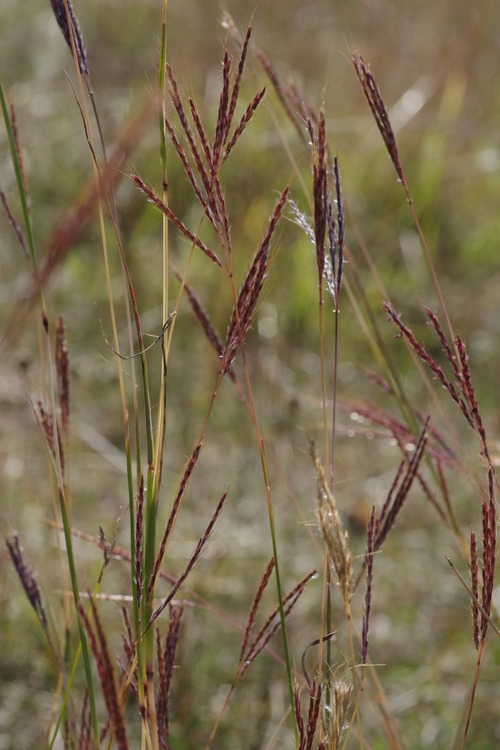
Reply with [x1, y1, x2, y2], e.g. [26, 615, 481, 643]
[1, 6, 498, 750]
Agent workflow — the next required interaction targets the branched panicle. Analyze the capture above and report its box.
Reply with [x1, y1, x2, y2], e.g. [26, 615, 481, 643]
[55, 316, 70, 435]
[353, 54, 404, 185]
[6, 533, 48, 631]
[362, 508, 375, 664]
[222, 187, 289, 373]
[239, 557, 275, 663]
[374, 417, 429, 551]
[49, 0, 89, 75]
[470, 531, 479, 649]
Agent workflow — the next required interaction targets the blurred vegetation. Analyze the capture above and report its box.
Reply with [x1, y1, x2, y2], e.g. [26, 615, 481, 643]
[0, 0, 499, 748]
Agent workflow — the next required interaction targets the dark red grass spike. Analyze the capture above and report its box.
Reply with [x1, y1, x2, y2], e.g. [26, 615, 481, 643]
[163, 116, 218, 231]
[239, 557, 275, 663]
[353, 54, 405, 187]
[55, 316, 70, 435]
[333, 157, 344, 297]
[480, 500, 496, 642]
[49, 0, 89, 76]
[212, 51, 231, 168]
[135, 476, 144, 608]
[188, 97, 213, 169]
[6, 533, 48, 631]
[470, 531, 480, 649]
[121, 605, 135, 667]
[167, 66, 221, 223]
[78, 599, 129, 750]
[156, 629, 168, 750]
[250, 42, 307, 143]
[303, 681, 322, 750]
[294, 684, 305, 740]
[176, 273, 239, 386]
[147, 443, 203, 604]
[362, 508, 375, 664]
[1, 189, 29, 257]
[131, 175, 223, 269]
[374, 417, 429, 551]
[223, 187, 289, 372]
[213, 176, 231, 249]
[225, 25, 253, 145]
[312, 110, 327, 291]
[149, 490, 228, 627]
[242, 569, 317, 672]
[156, 605, 184, 749]
[424, 307, 461, 382]
[383, 303, 474, 427]
[222, 87, 266, 167]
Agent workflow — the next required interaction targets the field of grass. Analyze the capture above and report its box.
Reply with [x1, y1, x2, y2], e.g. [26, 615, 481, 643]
[0, 1, 499, 748]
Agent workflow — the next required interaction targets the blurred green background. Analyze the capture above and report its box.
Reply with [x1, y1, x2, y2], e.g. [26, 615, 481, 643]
[1, 1, 499, 748]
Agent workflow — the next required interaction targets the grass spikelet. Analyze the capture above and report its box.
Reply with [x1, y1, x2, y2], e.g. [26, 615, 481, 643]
[294, 679, 322, 750]
[223, 186, 289, 372]
[239, 557, 275, 663]
[224, 25, 253, 144]
[212, 51, 231, 167]
[221, 87, 266, 166]
[374, 416, 430, 551]
[362, 508, 375, 665]
[78, 598, 129, 750]
[55, 316, 70, 435]
[49, 0, 89, 76]
[149, 490, 228, 627]
[147, 442, 203, 603]
[480, 499, 496, 643]
[383, 302, 473, 426]
[311, 442, 353, 610]
[353, 54, 405, 187]
[5, 533, 48, 632]
[241, 569, 318, 672]
[470, 531, 479, 649]
[131, 175, 223, 268]
[156, 605, 184, 749]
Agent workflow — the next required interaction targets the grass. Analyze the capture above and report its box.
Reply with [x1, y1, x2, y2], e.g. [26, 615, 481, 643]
[1, 1, 499, 748]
